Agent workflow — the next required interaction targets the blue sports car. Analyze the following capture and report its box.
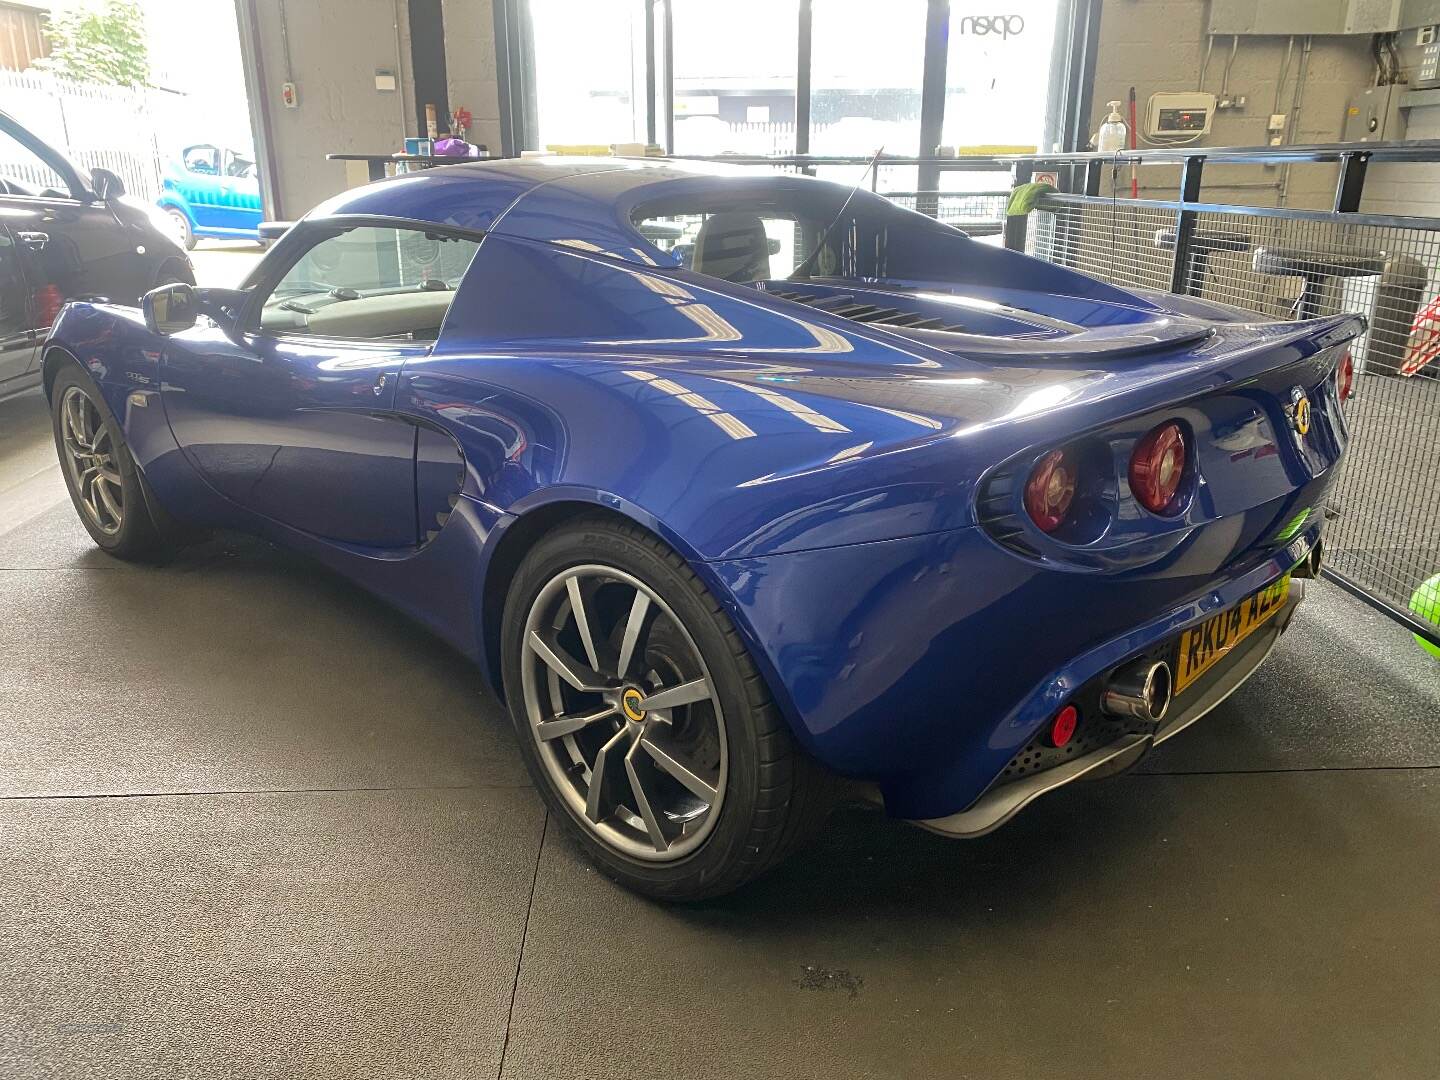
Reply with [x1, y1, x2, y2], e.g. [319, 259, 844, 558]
[155, 144, 264, 249]
[43, 159, 1357, 899]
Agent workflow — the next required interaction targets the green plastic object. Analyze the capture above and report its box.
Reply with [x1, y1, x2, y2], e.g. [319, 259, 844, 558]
[1006, 181, 1058, 217]
[1274, 508, 1311, 544]
[1409, 574, 1440, 659]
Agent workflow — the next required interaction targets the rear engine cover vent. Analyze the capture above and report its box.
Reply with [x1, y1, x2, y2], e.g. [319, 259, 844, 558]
[765, 289, 970, 334]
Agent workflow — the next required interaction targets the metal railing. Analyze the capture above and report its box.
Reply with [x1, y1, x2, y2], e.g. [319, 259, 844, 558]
[679, 142, 1440, 644]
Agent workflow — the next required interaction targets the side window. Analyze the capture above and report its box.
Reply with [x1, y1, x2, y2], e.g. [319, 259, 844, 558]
[0, 127, 74, 199]
[636, 210, 807, 283]
[257, 225, 481, 342]
[183, 145, 220, 175]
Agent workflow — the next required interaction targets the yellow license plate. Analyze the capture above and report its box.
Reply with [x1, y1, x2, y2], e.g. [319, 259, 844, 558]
[1174, 576, 1291, 694]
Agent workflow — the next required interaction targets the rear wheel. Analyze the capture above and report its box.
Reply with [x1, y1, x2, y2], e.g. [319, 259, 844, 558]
[50, 365, 168, 561]
[501, 516, 834, 900]
[164, 207, 195, 251]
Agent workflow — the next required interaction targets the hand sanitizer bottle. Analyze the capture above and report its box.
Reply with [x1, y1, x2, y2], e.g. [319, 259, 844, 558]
[1097, 100, 1128, 153]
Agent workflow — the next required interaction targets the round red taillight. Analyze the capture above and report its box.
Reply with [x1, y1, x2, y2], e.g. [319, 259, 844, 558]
[1129, 422, 1187, 515]
[1336, 348, 1355, 403]
[1024, 448, 1077, 533]
[1049, 704, 1079, 748]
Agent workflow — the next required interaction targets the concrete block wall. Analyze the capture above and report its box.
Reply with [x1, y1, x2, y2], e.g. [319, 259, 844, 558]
[1089, 0, 1376, 209]
[440, 0, 503, 155]
[1362, 104, 1440, 216]
[242, 0, 416, 219]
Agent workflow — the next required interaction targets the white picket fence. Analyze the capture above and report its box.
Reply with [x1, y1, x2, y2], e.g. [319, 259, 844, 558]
[1, 68, 168, 201]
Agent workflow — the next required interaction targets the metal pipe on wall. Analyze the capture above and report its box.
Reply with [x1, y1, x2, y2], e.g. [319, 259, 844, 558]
[1273, 36, 1294, 117]
[277, 0, 294, 85]
[392, 0, 411, 138]
[1278, 35, 1313, 208]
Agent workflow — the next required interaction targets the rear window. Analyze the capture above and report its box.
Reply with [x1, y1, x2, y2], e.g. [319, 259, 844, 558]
[634, 207, 838, 283]
[630, 185, 966, 285]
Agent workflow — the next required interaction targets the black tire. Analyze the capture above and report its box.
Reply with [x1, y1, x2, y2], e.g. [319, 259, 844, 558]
[164, 208, 196, 251]
[501, 515, 835, 901]
[50, 364, 170, 562]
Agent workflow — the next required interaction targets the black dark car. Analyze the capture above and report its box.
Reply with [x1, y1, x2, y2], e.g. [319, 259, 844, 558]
[1, 110, 194, 400]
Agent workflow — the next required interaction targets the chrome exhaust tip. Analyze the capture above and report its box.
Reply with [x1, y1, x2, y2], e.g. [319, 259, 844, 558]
[1294, 539, 1324, 579]
[1100, 659, 1173, 724]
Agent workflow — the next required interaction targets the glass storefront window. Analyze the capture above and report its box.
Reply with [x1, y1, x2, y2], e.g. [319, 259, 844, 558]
[670, 0, 799, 156]
[943, 1, 1063, 155]
[810, 0, 927, 159]
[530, 0, 648, 149]
[522, 0, 1071, 212]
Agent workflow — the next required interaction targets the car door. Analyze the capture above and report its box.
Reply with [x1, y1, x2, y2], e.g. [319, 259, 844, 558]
[160, 221, 480, 547]
[218, 150, 263, 234]
[0, 225, 35, 391]
[0, 114, 142, 319]
[177, 145, 221, 230]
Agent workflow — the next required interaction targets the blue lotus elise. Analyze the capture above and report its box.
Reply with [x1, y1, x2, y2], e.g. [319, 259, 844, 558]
[42, 159, 1357, 899]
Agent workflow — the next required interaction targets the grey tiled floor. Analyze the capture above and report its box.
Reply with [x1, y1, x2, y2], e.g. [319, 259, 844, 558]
[2, 388, 1437, 1079]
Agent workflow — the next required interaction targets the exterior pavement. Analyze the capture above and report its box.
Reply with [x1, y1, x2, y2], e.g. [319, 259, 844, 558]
[1, 385, 1437, 1080]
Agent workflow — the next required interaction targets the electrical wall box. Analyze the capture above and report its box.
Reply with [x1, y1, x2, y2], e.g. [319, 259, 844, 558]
[1343, 84, 1408, 142]
[1144, 92, 1216, 137]
[1209, 0, 1404, 35]
[1415, 28, 1440, 87]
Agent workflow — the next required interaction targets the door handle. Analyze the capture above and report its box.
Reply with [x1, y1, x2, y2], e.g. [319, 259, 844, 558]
[15, 231, 48, 252]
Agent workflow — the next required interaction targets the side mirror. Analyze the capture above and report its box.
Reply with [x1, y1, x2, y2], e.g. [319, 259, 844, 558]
[143, 282, 198, 335]
[143, 283, 247, 337]
[90, 167, 126, 201]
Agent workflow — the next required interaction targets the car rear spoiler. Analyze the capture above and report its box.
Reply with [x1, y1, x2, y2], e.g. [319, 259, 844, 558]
[258, 220, 293, 241]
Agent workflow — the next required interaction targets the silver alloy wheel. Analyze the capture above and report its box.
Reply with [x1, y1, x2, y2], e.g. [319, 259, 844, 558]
[59, 385, 124, 536]
[520, 564, 728, 861]
[165, 208, 190, 248]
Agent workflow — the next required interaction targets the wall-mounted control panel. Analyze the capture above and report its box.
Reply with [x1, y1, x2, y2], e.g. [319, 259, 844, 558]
[1416, 25, 1440, 88]
[1144, 92, 1216, 137]
[1343, 84, 1407, 142]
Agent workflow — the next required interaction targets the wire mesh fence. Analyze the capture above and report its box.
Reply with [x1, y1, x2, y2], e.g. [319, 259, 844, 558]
[1024, 195, 1440, 621]
[885, 191, 1009, 235]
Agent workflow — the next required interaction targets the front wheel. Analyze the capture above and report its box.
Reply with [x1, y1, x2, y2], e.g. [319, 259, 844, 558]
[501, 516, 834, 900]
[50, 365, 168, 561]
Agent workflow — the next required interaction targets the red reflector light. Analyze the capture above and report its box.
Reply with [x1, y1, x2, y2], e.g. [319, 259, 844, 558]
[1049, 705, 1078, 748]
[1336, 348, 1355, 402]
[35, 284, 63, 329]
[1129, 422, 1187, 515]
[1024, 448, 1077, 533]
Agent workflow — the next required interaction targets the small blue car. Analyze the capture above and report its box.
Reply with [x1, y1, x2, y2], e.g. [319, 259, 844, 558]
[45, 159, 1356, 899]
[155, 144, 263, 249]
